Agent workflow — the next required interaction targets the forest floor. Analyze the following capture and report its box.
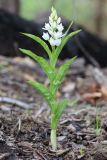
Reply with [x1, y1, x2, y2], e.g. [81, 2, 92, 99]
[0, 55, 107, 160]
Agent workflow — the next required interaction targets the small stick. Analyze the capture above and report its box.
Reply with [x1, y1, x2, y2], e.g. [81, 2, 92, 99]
[18, 118, 21, 131]
[0, 96, 33, 109]
[34, 148, 47, 160]
[12, 117, 21, 134]
[35, 103, 47, 118]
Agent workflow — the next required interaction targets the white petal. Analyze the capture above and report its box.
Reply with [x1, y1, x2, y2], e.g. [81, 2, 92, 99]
[54, 31, 62, 39]
[42, 32, 49, 40]
[45, 23, 50, 30]
[57, 17, 61, 24]
[57, 23, 64, 32]
[49, 37, 56, 46]
[55, 39, 61, 46]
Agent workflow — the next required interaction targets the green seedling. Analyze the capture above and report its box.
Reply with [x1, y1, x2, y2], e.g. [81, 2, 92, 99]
[19, 7, 80, 151]
[79, 147, 85, 156]
[95, 106, 101, 136]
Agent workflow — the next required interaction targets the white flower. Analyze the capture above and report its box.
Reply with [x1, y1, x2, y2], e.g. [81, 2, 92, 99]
[55, 39, 61, 46]
[42, 23, 50, 30]
[57, 23, 64, 32]
[49, 38, 61, 46]
[49, 37, 56, 46]
[45, 23, 50, 30]
[54, 32, 62, 39]
[42, 32, 49, 40]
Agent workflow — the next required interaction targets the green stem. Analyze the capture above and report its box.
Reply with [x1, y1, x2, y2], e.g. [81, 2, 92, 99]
[50, 129, 57, 151]
[50, 112, 57, 150]
[52, 46, 55, 52]
[50, 47, 56, 68]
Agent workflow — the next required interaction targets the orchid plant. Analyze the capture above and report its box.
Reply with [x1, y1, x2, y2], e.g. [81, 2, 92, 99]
[19, 7, 80, 151]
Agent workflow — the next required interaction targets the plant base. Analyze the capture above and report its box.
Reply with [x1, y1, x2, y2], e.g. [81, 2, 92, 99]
[50, 129, 57, 151]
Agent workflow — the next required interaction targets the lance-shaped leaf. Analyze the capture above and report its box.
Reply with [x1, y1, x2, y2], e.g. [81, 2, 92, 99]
[28, 80, 52, 105]
[55, 99, 69, 119]
[19, 49, 54, 81]
[20, 33, 51, 59]
[50, 56, 77, 95]
[51, 99, 69, 129]
[52, 30, 81, 66]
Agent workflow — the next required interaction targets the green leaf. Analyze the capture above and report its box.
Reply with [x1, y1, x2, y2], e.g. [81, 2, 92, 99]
[28, 80, 52, 105]
[51, 99, 69, 129]
[19, 48, 54, 81]
[52, 30, 81, 66]
[55, 99, 69, 119]
[50, 56, 77, 95]
[20, 33, 51, 58]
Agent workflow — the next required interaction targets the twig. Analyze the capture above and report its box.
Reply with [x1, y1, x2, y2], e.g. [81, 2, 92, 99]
[0, 96, 33, 109]
[72, 0, 100, 68]
[12, 117, 21, 134]
[35, 103, 47, 118]
[73, 24, 100, 68]
[18, 118, 21, 130]
[34, 148, 47, 160]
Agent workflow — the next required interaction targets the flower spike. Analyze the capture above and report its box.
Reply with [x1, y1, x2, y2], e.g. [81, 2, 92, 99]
[42, 7, 64, 46]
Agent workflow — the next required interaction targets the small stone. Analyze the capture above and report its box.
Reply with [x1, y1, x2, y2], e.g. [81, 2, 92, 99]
[0, 105, 11, 112]
[62, 83, 76, 93]
[57, 136, 66, 142]
[85, 135, 91, 141]
[101, 140, 107, 145]
[67, 124, 76, 132]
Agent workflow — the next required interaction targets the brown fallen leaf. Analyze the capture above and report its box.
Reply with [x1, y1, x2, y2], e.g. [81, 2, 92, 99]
[81, 92, 102, 104]
[23, 73, 35, 81]
[100, 86, 107, 100]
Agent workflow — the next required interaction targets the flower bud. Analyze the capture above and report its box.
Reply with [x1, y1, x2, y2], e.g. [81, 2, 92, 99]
[57, 17, 61, 24]
[49, 16, 53, 23]
[51, 22, 57, 29]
